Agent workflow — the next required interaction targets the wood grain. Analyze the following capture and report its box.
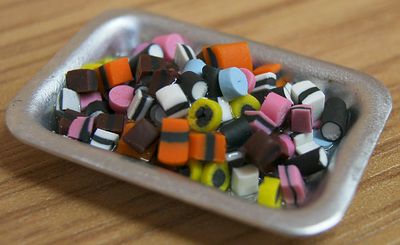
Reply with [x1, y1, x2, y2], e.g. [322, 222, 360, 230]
[0, 0, 399, 244]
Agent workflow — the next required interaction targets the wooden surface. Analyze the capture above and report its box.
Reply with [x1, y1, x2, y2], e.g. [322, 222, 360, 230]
[0, 0, 399, 244]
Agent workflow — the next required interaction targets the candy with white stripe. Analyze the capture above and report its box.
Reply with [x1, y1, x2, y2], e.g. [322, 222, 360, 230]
[253, 72, 276, 92]
[174, 43, 196, 70]
[179, 71, 208, 102]
[127, 90, 154, 120]
[285, 147, 328, 176]
[293, 132, 320, 155]
[156, 84, 190, 118]
[90, 128, 119, 151]
[291, 80, 325, 120]
[217, 97, 233, 122]
[56, 88, 81, 113]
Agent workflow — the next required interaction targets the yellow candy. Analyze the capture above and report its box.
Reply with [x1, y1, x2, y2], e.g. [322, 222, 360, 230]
[258, 177, 282, 208]
[201, 162, 230, 191]
[188, 98, 222, 132]
[230, 94, 261, 118]
[81, 63, 102, 70]
[188, 160, 203, 181]
[98, 56, 115, 64]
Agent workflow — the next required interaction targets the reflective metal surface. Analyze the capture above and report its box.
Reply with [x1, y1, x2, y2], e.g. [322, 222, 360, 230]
[5, 10, 392, 236]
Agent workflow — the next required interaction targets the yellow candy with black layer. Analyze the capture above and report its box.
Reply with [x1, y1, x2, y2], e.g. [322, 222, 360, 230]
[201, 162, 230, 191]
[188, 98, 222, 132]
[81, 57, 115, 70]
[258, 176, 282, 208]
[230, 94, 261, 118]
[188, 160, 203, 181]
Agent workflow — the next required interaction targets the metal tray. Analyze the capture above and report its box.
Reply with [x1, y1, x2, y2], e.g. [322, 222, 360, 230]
[5, 10, 392, 236]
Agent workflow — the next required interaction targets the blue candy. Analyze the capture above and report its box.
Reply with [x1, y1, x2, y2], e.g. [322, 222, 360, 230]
[182, 59, 206, 76]
[313, 130, 334, 149]
[218, 67, 248, 101]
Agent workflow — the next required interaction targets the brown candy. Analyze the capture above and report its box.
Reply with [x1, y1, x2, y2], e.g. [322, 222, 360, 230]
[147, 69, 178, 96]
[134, 54, 178, 84]
[122, 119, 160, 153]
[66, 69, 98, 93]
[94, 113, 124, 134]
[56, 109, 83, 135]
[240, 130, 282, 174]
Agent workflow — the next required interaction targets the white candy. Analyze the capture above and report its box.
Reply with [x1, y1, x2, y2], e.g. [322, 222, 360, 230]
[147, 44, 164, 58]
[217, 97, 233, 122]
[291, 80, 325, 120]
[253, 72, 277, 92]
[231, 164, 259, 196]
[56, 88, 80, 112]
[156, 84, 189, 118]
[293, 132, 320, 155]
[174, 43, 196, 70]
[90, 128, 119, 151]
[127, 90, 154, 120]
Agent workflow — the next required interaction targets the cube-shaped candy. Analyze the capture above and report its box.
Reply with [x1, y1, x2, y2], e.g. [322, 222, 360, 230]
[258, 177, 282, 208]
[97, 57, 133, 94]
[260, 92, 292, 127]
[231, 164, 259, 196]
[291, 80, 325, 120]
[220, 117, 252, 148]
[278, 165, 306, 206]
[293, 132, 319, 155]
[134, 54, 176, 83]
[156, 84, 190, 118]
[67, 116, 94, 143]
[290, 105, 313, 133]
[80, 92, 102, 111]
[127, 90, 154, 121]
[66, 69, 98, 93]
[240, 130, 281, 174]
[147, 69, 178, 96]
[189, 132, 226, 163]
[56, 88, 81, 113]
[253, 72, 277, 92]
[90, 128, 119, 151]
[277, 134, 295, 159]
[158, 118, 190, 165]
[94, 113, 124, 135]
[200, 42, 253, 71]
[116, 121, 157, 162]
[123, 119, 159, 153]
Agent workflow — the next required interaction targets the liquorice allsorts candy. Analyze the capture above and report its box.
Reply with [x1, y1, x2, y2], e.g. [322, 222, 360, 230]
[218, 67, 248, 101]
[97, 57, 133, 95]
[291, 80, 325, 120]
[127, 89, 154, 121]
[90, 128, 119, 151]
[158, 118, 190, 165]
[67, 116, 94, 143]
[253, 72, 277, 92]
[217, 97, 233, 122]
[179, 71, 208, 102]
[152, 33, 185, 60]
[258, 177, 282, 209]
[293, 132, 320, 155]
[188, 98, 222, 132]
[174, 43, 196, 70]
[108, 85, 134, 113]
[219, 117, 252, 148]
[189, 132, 226, 163]
[56, 88, 81, 113]
[230, 94, 261, 118]
[66, 69, 98, 93]
[244, 110, 277, 135]
[285, 147, 328, 176]
[123, 118, 160, 153]
[290, 104, 313, 133]
[320, 97, 348, 141]
[231, 164, 259, 196]
[278, 165, 306, 206]
[156, 84, 190, 118]
[94, 113, 124, 135]
[201, 162, 230, 191]
[260, 92, 292, 127]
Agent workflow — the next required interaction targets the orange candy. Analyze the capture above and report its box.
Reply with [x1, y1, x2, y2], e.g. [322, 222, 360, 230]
[116, 122, 156, 162]
[97, 57, 133, 94]
[201, 42, 253, 71]
[158, 118, 190, 166]
[253, 63, 281, 75]
[189, 132, 226, 163]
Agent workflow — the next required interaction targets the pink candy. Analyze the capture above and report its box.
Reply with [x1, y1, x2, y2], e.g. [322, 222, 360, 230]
[240, 68, 256, 93]
[152, 33, 185, 60]
[278, 134, 295, 158]
[260, 92, 292, 127]
[108, 85, 134, 113]
[291, 105, 313, 133]
[278, 165, 306, 205]
[80, 92, 102, 111]
[67, 116, 94, 142]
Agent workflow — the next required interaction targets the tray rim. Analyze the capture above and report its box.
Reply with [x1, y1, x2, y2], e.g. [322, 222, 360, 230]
[5, 10, 393, 237]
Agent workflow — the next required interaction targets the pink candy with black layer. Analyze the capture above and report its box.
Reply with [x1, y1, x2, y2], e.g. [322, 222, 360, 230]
[278, 134, 295, 158]
[67, 116, 95, 142]
[240, 68, 256, 93]
[108, 85, 135, 113]
[244, 110, 277, 135]
[131, 42, 150, 57]
[290, 104, 313, 133]
[152, 33, 185, 60]
[260, 92, 292, 127]
[278, 165, 306, 205]
[80, 92, 102, 111]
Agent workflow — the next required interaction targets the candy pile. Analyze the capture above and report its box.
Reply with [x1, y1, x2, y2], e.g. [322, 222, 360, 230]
[55, 33, 350, 208]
